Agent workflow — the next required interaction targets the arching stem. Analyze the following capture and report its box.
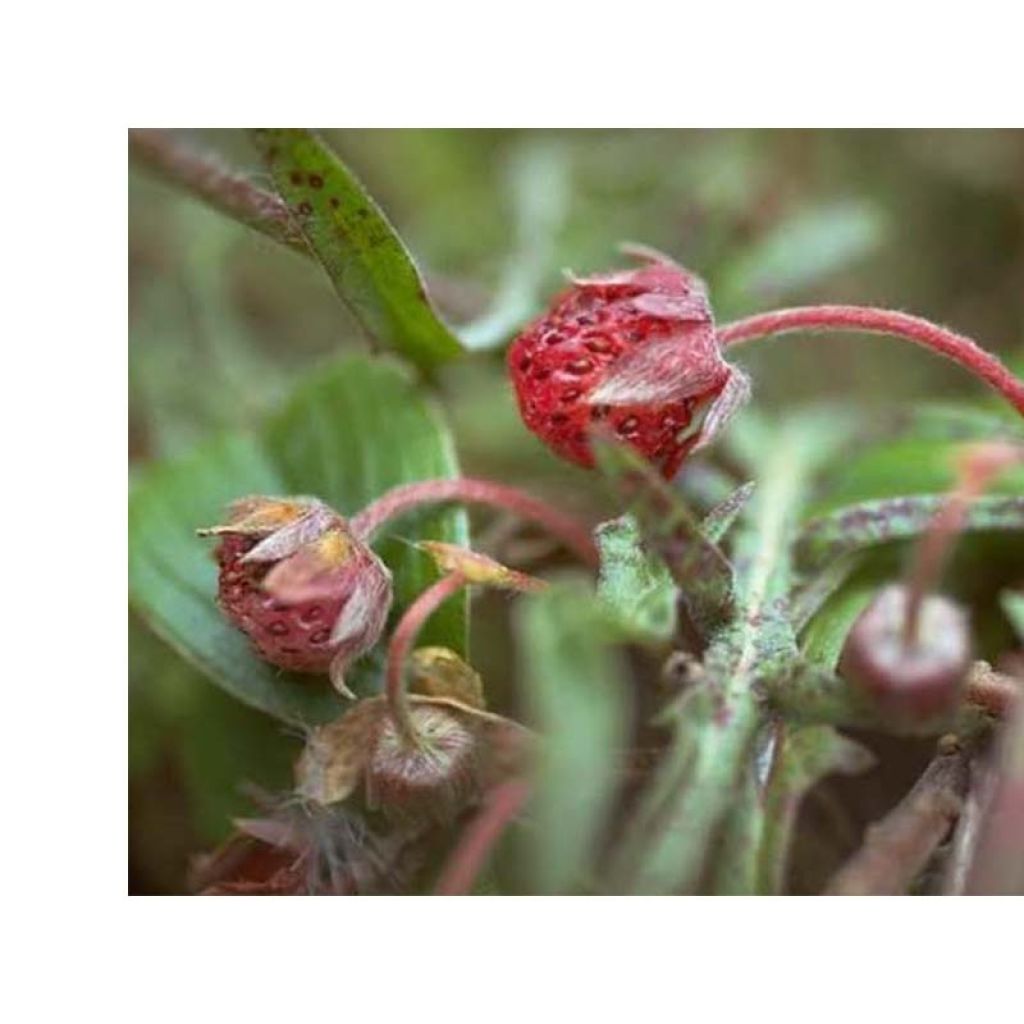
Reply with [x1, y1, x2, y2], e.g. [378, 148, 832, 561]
[434, 778, 531, 895]
[386, 571, 467, 745]
[718, 306, 1024, 418]
[351, 478, 598, 566]
[902, 442, 1023, 648]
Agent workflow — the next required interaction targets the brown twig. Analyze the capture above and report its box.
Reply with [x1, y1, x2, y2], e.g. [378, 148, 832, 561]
[824, 737, 971, 895]
[965, 661, 1021, 718]
[962, 696, 1024, 894]
[129, 129, 308, 254]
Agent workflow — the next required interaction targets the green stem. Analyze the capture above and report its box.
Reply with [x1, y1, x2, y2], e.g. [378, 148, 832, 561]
[620, 419, 821, 893]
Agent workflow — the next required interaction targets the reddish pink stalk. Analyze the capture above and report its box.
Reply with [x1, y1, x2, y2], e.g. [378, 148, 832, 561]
[386, 571, 467, 744]
[351, 478, 598, 566]
[902, 442, 1023, 647]
[434, 778, 531, 895]
[718, 306, 1024, 418]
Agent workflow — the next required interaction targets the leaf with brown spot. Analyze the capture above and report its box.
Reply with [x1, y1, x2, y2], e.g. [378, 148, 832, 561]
[250, 129, 463, 371]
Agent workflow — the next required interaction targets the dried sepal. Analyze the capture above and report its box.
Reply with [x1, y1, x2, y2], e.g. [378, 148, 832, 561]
[409, 646, 486, 710]
[261, 528, 356, 602]
[193, 801, 423, 896]
[293, 692, 531, 826]
[197, 495, 325, 538]
[416, 540, 547, 593]
[295, 699, 382, 806]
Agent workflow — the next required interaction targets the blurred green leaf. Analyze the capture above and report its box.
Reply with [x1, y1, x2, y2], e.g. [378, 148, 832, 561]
[593, 435, 735, 637]
[515, 584, 629, 894]
[721, 199, 885, 304]
[712, 723, 872, 894]
[130, 617, 296, 847]
[800, 558, 892, 671]
[129, 355, 466, 724]
[460, 139, 570, 350]
[250, 129, 463, 371]
[797, 494, 1024, 573]
[701, 481, 757, 542]
[1003, 590, 1024, 642]
[596, 515, 677, 642]
[809, 437, 1024, 518]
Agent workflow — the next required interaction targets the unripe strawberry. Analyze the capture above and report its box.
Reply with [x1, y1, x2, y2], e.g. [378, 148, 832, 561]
[200, 496, 392, 694]
[508, 247, 747, 478]
[840, 584, 971, 733]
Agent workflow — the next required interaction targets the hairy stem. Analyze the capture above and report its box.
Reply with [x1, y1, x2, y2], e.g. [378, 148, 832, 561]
[718, 306, 1024, 417]
[386, 572, 467, 744]
[824, 738, 971, 895]
[434, 779, 531, 895]
[902, 443, 1023, 647]
[351, 478, 598, 566]
[129, 129, 308, 254]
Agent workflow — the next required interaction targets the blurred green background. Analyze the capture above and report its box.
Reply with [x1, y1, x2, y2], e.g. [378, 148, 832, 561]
[129, 129, 1024, 893]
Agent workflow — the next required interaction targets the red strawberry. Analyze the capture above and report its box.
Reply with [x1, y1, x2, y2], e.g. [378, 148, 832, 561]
[507, 247, 747, 477]
[200, 496, 392, 694]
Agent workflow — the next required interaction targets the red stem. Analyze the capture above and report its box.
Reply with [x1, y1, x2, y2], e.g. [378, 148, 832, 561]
[902, 442, 1023, 647]
[351, 478, 598, 566]
[434, 778, 531, 895]
[386, 572, 467, 744]
[718, 306, 1024, 418]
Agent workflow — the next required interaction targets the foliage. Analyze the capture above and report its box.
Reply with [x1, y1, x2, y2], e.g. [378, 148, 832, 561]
[129, 129, 1024, 895]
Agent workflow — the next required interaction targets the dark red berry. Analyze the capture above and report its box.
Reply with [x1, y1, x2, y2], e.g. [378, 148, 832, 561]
[508, 248, 746, 477]
[201, 496, 392, 693]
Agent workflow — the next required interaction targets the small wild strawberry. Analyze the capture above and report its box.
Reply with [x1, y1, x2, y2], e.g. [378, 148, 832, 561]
[508, 246, 748, 478]
[840, 584, 971, 732]
[199, 496, 392, 694]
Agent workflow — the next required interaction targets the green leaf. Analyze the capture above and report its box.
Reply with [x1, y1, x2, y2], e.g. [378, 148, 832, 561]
[592, 435, 735, 637]
[712, 723, 872, 894]
[460, 139, 570, 350]
[129, 355, 467, 724]
[596, 515, 677, 642]
[1003, 590, 1024, 642]
[800, 558, 892, 672]
[250, 129, 463, 371]
[515, 583, 630, 894]
[701, 480, 756, 543]
[721, 199, 885, 304]
[809, 437, 1024, 518]
[797, 494, 1024, 573]
[264, 357, 468, 656]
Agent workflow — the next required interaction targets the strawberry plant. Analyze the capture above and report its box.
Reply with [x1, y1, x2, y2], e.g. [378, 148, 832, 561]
[129, 129, 1024, 895]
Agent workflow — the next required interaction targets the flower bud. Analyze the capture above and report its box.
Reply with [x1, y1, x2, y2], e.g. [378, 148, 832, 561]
[840, 584, 971, 732]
